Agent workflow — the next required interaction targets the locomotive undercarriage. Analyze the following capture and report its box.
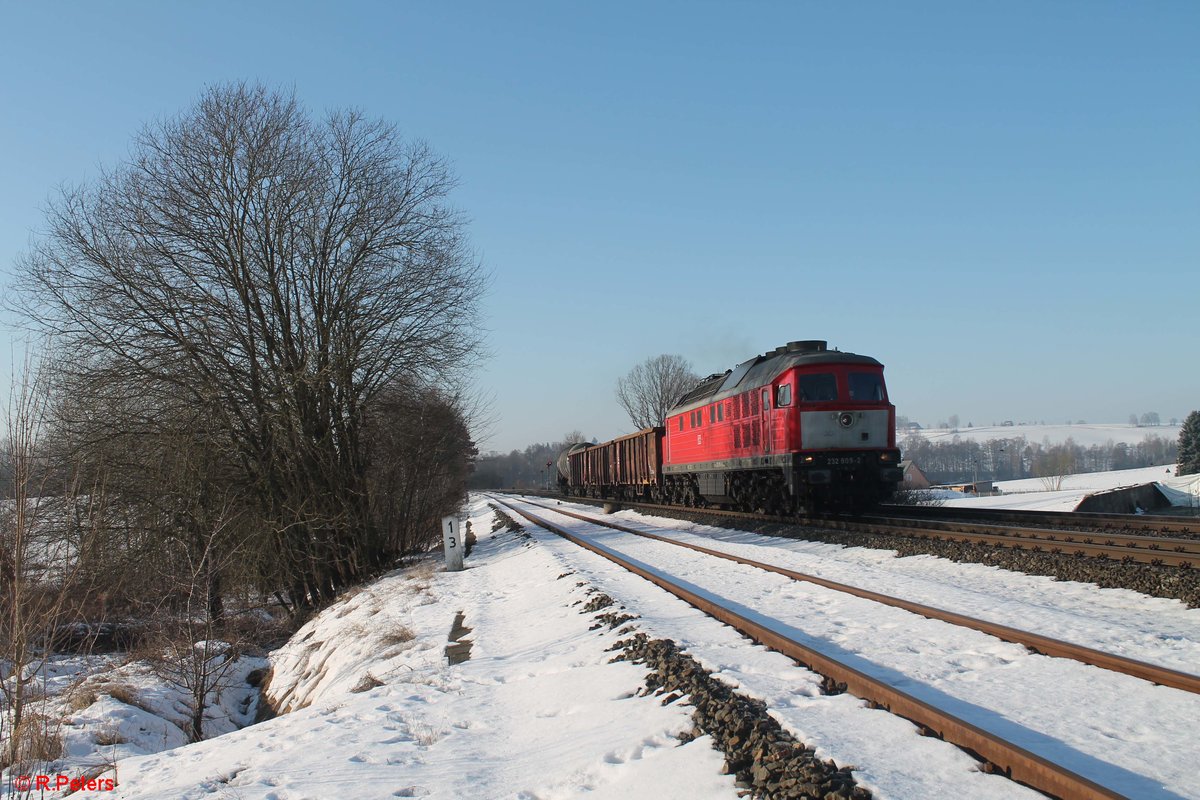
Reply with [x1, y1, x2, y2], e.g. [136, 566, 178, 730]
[660, 469, 793, 514]
[663, 455, 899, 515]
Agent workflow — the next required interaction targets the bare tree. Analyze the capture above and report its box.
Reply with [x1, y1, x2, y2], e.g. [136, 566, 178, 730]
[14, 83, 485, 609]
[615, 355, 699, 430]
[0, 358, 104, 768]
[561, 430, 588, 446]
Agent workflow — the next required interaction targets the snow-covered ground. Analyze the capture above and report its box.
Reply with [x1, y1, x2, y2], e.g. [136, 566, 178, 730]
[902, 422, 1181, 448]
[932, 463, 1200, 512]
[42, 493, 1200, 799]
[2, 646, 266, 790]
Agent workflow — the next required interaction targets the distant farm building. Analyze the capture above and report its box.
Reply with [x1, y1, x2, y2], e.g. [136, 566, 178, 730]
[900, 460, 931, 489]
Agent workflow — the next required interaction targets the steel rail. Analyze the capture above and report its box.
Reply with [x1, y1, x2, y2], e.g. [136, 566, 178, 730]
[489, 495, 1130, 800]
[518, 497, 1200, 695]
[544, 494, 1200, 568]
[822, 518, 1200, 568]
[881, 504, 1200, 536]
[846, 515, 1200, 555]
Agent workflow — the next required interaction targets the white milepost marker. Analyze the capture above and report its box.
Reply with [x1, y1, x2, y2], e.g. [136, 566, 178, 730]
[442, 516, 465, 571]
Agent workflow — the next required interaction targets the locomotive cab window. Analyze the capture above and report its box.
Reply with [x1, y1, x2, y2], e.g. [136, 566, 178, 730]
[848, 373, 885, 401]
[798, 373, 838, 402]
[776, 383, 792, 407]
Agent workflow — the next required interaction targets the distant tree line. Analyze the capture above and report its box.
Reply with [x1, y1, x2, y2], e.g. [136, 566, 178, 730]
[470, 431, 588, 491]
[901, 433, 1178, 484]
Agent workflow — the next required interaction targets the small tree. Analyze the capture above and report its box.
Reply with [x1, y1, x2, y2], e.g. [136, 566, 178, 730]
[615, 355, 699, 430]
[1178, 411, 1200, 476]
[147, 497, 248, 743]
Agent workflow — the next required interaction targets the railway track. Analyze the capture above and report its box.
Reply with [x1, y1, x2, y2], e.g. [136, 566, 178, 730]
[542, 493, 1200, 569]
[489, 493, 1200, 800]
[821, 515, 1200, 568]
[879, 504, 1200, 537]
[514, 497, 1200, 695]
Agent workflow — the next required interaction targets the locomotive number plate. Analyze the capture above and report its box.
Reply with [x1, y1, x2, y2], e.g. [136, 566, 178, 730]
[826, 456, 860, 466]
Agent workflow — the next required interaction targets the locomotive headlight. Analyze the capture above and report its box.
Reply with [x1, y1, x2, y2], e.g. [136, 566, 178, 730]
[879, 451, 898, 463]
[838, 412, 855, 428]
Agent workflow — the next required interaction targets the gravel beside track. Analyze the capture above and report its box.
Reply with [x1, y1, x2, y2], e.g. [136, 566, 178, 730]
[624, 506, 1200, 608]
[612, 632, 868, 800]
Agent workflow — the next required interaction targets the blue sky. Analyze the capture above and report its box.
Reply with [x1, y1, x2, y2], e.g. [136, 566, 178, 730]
[2, 2, 1197, 453]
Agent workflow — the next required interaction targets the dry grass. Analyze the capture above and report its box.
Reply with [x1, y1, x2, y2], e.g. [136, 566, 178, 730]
[406, 561, 437, 592]
[65, 689, 99, 713]
[102, 683, 154, 714]
[93, 725, 126, 746]
[5, 713, 65, 767]
[350, 673, 385, 693]
[379, 626, 415, 647]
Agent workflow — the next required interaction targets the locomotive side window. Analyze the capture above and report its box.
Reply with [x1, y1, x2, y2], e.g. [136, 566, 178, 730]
[717, 403, 724, 422]
[678, 417, 684, 432]
[849, 373, 885, 401]
[709, 405, 715, 424]
[798, 373, 838, 402]
[776, 383, 792, 407]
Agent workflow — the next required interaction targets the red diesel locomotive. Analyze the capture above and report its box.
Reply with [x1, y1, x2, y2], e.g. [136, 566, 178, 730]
[562, 340, 903, 513]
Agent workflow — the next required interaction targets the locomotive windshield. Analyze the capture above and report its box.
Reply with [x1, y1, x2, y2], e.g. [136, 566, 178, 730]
[849, 372, 885, 401]
[797, 373, 838, 402]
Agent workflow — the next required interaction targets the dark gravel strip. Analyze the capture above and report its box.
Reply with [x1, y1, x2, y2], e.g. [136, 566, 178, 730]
[636, 506, 1200, 608]
[603, 620, 869, 799]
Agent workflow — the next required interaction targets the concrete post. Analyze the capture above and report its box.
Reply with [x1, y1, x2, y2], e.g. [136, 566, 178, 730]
[442, 516, 465, 571]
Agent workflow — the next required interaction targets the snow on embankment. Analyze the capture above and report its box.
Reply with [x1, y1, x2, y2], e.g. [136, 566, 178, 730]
[101, 497, 734, 800]
[263, 562, 445, 713]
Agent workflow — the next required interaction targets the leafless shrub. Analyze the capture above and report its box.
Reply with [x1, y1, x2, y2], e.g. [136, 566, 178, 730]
[1, 357, 107, 765]
[1040, 475, 1066, 491]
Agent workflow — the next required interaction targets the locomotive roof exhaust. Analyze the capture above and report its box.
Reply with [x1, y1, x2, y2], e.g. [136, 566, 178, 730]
[771, 340, 827, 357]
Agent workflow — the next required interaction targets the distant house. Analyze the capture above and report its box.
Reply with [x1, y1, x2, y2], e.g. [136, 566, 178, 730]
[936, 480, 996, 496]
[900, 460, 931, 489]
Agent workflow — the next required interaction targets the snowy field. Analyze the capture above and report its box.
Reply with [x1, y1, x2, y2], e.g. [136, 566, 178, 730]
[933, 463, 1200, 512]
[902, 422, 1181, 448]
[40, 493, 1200, 799]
